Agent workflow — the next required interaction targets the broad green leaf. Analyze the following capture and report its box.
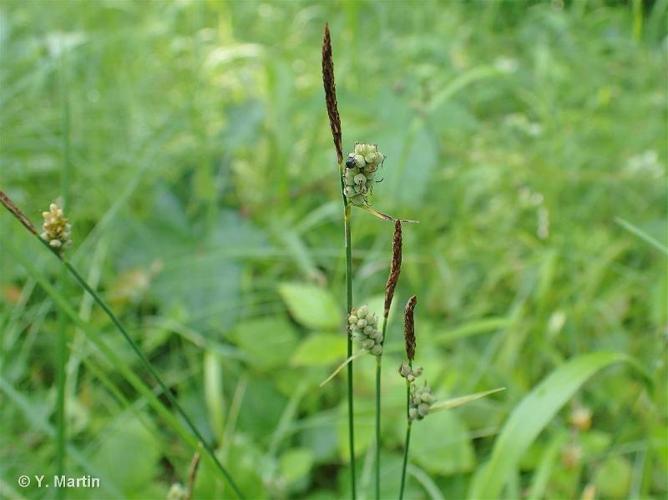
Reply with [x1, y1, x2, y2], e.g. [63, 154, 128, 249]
[280, 448, 314, 484]
[90, 415, 160, 495]
[411, 410, 475, 475]
[278, 282, 340, 330]
[230, 317, 299, 370]
[291, 333, 346, 367]
[594, 456, 632, 497]
[468, 352, 650, 499]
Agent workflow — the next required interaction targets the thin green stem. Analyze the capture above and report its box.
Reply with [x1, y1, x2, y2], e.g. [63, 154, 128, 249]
[344, 202, 356, 499]
[374, 313, 389, 500]
[374, 356, 381, 500]
[399, 383, 412, 500]
[59, 259, 244, 499]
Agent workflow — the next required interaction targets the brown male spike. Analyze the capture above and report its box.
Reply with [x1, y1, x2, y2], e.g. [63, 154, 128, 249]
[384, 220, 402, 318]
[403, 295, 417, 361]
[322, 23, 343, 164]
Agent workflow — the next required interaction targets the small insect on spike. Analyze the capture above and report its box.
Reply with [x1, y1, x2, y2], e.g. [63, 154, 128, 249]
[345, 154, 357, 169]
[404, 295, 417, 362]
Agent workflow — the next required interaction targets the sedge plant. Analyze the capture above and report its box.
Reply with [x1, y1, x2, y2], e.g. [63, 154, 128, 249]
[322, 25, 416, 500]
[0, 191, 244, 499]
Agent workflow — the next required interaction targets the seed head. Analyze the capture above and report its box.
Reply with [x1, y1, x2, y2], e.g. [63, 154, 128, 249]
[349, 305, 383, 356]
[41, 202, 71, 253]
[399, 361, 423, 383]
[343, 143, 385, 206]
[409, 383, 433, 421]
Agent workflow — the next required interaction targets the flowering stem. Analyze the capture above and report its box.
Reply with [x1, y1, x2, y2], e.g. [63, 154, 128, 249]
[374, 313, 389, 500]
[344, 201, 357, 499]
[399, 382, 412, 500]
[374, 356, 381, 500]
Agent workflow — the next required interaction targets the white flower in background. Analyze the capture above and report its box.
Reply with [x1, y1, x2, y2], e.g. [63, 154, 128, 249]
[624, 150, 664, 179]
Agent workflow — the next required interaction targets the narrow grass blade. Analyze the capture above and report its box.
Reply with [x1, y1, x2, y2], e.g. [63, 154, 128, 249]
[468, 352, 651, 499]
[319, 351, 366, 387]
[429, 387, 506, 413]
[615, 217, 668, 256]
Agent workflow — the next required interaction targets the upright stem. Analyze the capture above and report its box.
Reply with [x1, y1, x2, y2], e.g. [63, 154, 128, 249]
[374, 314, 389, 500]
[399, 382, 412, 500]
[344, 202, 356, 499]
[374, 356, 381, 500]
[399, 421, 412, 500]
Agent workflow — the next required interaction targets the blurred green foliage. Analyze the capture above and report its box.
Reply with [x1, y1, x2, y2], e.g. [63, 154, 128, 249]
[0, 0, 666, 498]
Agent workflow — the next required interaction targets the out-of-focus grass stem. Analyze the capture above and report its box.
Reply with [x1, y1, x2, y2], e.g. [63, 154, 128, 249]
[56, 45, 71, 499]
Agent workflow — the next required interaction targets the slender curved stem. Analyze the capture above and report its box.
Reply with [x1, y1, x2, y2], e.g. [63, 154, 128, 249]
[60, 260, 244, 499]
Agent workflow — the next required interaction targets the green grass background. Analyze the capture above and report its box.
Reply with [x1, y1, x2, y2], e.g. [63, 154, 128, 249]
[0, 0, 666, 499]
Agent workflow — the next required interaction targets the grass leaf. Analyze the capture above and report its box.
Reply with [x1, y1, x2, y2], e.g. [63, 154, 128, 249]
[468, 352, 651, 499]
[278, 282, 340, 330]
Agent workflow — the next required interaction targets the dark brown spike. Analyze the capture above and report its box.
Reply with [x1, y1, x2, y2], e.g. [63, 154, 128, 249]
[404, 295, 417, 361]
[384, 220, 402, 317]
[0, 190, 38, 236]
[322, 23, 343, 164]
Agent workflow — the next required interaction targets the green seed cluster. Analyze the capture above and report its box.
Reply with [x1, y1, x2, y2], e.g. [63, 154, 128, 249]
[343, 143, 384, 206]
[398, 361, 423, 383]
[41, 203, 72, 252]
[348, 305, 383, 356]
[408, 383, 434, 421]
